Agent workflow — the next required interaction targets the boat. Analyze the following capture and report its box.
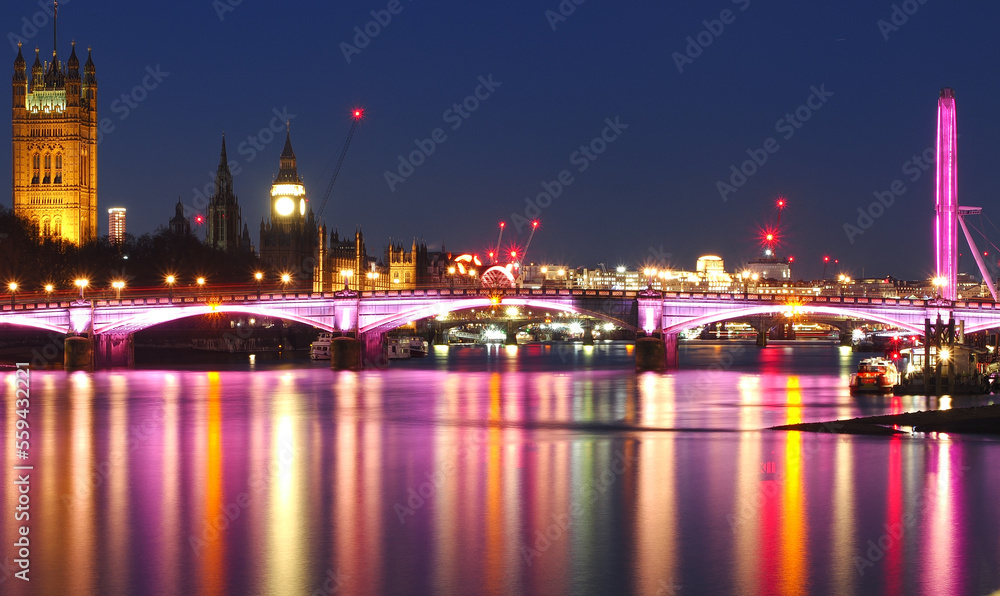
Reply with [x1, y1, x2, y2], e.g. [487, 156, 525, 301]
[309, 333, 333, 360]
[849, 357, 900, 393]
[408, 337, 429, 356]
[388, 337, 411, 359]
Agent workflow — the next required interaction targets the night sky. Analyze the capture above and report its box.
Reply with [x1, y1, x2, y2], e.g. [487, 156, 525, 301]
[3, 0, 999, 280]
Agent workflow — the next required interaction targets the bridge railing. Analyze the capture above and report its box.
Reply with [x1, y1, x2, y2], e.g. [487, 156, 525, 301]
[1, 287, 996, 312]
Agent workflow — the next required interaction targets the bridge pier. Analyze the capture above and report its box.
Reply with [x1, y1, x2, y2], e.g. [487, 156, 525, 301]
[64, 336, 94, 371]
[582, 322, 595, 346]
[635, 332, 679, 371]
[505, 322, 518, 346]
[330, 336, 364, 371]
[95, 333, 135, 368]
[756, 328, 768, 347]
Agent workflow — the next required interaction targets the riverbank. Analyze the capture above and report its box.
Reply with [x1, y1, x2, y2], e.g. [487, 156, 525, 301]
[772, 403, 1000, 435]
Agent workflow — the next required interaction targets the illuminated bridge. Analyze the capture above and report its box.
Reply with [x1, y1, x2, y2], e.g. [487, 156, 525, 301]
[2, 287, 1000, 368]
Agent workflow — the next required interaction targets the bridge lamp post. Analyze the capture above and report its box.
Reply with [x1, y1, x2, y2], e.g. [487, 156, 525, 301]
[254, 271, 263, 300]
[44, 284, 53, 306]
[166, 275, 176, 303]
[7, 282, 17, 307]
[741, 271, 751, 298]
[447, 266, 456, 289]
[932, 276, 947, 299]
[469, 269, 478, 289]
[196, 277, 206, 299]
[340, 269, 353, 291]
[112, 280, 125, 301]
[643, 268, 657, 289]
[281, 273, 292, 297]
[74, 278, 89, 301]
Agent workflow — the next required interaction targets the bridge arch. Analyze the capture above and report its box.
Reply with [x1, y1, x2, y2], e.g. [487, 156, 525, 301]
[662, 304, 925, 336]
[0, 316, 68, 335]
[94, 305, 337, 334]
[360, 297, 637, 334]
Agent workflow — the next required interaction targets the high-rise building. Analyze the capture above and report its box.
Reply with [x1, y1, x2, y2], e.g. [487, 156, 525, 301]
[205, 136, 250, 252]
[259, 130, 317, 287]
[108, 207, 126, 245]
[12, 10, 98, 244]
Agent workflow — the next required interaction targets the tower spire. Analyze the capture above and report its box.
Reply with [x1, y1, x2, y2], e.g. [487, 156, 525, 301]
[53, 1, 58, 59]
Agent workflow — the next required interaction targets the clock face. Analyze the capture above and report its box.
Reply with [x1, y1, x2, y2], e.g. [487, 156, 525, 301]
[275, 196, 295, 216]
[299, 198, 306, 216]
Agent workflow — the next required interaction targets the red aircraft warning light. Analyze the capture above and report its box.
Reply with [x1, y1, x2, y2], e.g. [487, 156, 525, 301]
[195, 214, 204, 224]
[532, 220, 539, 228]
[352, 108, 364, 120]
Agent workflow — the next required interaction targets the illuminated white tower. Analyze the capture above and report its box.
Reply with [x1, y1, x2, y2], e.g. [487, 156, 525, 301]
[108, 207, 126, 245]
[935, 88, 958, 301]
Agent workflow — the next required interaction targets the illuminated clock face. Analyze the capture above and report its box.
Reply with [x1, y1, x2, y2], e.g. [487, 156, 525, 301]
[275, 196, 295, 216]
[299, 198, 306, 216]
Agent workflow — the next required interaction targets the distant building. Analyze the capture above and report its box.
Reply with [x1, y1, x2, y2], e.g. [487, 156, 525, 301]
[315, 227, 371, 292]
[259, 130, 317, 287]
[12, 30, 99, 244]
[205, 136, 251, 253]
[168, 199, 191, 236]
[744, 257, 791, 281]
[108, 207, 126, 245]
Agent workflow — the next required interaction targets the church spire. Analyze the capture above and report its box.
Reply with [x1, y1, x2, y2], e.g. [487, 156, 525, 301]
[214, 134, 234, 199]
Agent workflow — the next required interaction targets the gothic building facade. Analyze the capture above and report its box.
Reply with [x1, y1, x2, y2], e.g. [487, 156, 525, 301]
[205, 136, 250, 252]
[12, 35, 98, 244]
[259, 131, 317, 288]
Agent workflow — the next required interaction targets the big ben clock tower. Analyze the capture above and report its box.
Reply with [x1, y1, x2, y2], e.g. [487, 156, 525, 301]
[259, 127, 317, 285]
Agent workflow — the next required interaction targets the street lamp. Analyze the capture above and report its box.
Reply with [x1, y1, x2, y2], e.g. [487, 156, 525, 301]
[741, 270, 751, 297]
[112, 280, 125, 301]
[74, 278, 89, 301]
[469, 269, 478, 289]
[166, 275, 176, 303]
[448, 266, 456, 289]
[254, 271, 263, 300]
[44, 283, 53, 306]
[7, 282, 17, 307]
[340, 269, 353, 290]
[643, 267, 656, 288]
[196, 277, 205, 299]
[281, 273, 292, 297]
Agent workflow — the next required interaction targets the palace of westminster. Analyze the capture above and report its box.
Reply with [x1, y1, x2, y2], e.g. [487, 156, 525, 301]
[11, 14, 442, 292]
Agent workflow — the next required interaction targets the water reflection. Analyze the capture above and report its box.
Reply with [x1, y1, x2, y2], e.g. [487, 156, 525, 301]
[0, 344, 998, 595]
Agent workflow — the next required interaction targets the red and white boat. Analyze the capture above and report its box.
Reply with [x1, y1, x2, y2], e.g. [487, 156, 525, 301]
[849, 357, 900, 393]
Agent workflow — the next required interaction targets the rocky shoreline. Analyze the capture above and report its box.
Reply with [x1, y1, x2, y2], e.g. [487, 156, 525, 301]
[771, 403, 1000, 435]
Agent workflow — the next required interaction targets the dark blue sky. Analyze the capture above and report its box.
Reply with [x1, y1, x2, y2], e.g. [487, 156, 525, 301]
[4, 0, 999, 280]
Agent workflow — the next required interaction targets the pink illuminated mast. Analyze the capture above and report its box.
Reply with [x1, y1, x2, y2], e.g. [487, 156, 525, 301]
[935, 88, 958, 301]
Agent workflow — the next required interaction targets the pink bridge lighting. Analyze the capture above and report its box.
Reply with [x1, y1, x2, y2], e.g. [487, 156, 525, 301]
[936, 88, 958, 301]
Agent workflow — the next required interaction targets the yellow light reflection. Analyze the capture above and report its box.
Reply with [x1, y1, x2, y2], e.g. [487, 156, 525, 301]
[780, 376, 807, 595]
[202, 372, 225, 595]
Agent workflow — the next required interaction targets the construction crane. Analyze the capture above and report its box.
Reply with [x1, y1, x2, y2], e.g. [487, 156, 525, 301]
[316, 108, 364, 219]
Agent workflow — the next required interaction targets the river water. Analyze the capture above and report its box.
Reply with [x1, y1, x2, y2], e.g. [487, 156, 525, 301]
[2, 342, 999, 595]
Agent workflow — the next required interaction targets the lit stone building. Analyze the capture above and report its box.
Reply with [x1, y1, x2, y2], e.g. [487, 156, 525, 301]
[259, 131, 317, 287]
[12, 33, 98, 244]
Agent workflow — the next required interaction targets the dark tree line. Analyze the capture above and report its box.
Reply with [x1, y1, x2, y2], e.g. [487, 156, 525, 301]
[0, 205, 261, 294]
